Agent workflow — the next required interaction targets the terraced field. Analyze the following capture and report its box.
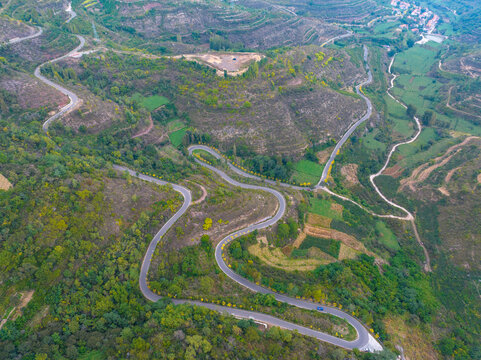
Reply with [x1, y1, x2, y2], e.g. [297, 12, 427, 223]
[261, 0, 382, 22]
[92, 0, 342, 52]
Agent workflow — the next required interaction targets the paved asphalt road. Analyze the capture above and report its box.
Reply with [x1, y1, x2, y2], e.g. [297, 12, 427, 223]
[7, 26, 43, 45]
[33, 35, 85, 131]
[317, 45, 373, 187]
[114, 159, 382, 352]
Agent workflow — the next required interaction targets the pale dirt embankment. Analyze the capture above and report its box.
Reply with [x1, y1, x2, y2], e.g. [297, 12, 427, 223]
[0, 173, 12, 190]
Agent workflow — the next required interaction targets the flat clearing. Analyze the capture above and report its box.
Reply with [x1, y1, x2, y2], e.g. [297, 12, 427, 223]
[166, 119, 184, 131]
[375, 221, 399, 251]
[168, 127, 187, 147]
[298, 235, 341, 258]
[0, 174, 12, 190]
[179, 52, 263, 76]
[132, 93, 169, 111]
[309, 197, 343, 219]
[307, 213, 332, 228]
[248, 243, 331, 271]
[291, 159, 324, 185]
[362, 129, 386, 151]
[394, 45, 438, 75]
[340, 164, 359, 186]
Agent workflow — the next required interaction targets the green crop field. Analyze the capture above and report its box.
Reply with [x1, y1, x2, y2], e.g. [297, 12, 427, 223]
[385, 96, 414, 137]
[362, 129, 387, 151]
[392, 75, 442, 113]
[132, 93, 170, 111]
[298, 235, 341, 259]
[167, 119, 185, 131]
[373, 20, 401, 36]
[375, 221, 399, 251]
[169, 127, 187, 147]
[291, 160, 324, 185]
[394, 45, 438, 74]
[309, 197, 343, 220]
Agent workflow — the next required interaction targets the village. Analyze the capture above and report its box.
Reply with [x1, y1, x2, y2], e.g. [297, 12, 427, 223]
[390, 0, 440, 34]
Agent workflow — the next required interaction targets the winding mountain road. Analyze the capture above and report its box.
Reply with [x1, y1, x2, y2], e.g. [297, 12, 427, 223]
[3, 3, 83, 132]
[317, 45, 372, 186]
[113, 161, 382, 352]
[5, 26, 43, 45]
[34, 35, 85, 131]
[12, 4, 422, 346]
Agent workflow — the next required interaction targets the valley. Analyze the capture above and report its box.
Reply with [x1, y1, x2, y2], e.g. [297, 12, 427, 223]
[0, 0, 480, 359]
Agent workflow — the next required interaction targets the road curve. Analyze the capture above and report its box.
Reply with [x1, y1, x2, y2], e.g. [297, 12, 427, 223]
[34, 35, 85, 131]
[113, 162, 382, 352]
[317, 45, 372, 187]
[6, 26, 43, 45]
[368, 56, 422, 221]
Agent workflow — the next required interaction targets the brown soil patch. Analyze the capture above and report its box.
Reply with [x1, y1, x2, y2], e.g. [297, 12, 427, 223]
[400, 136, 480, 191]
[384, 315, 437, 360]
[438, 187, 450, 196]
[287, 77, 303, 86]
[340, 163, 359, 185]
[292, 231, 306, 248]
[444, 166, 461, 184]
[176, 52, 263, 76]
[316, 148, 332, 163]
[478, 173, 481, 184]
[190, 182, 207, 205]
[307, 213, 332, 228]
[0, 17, 35, 43]
[0, 173, 12, 190]
[383, 164, 404, 178]
[12, 290, 34, 321]
[132, 114, 153, 138]
[330, 202, 343, 214]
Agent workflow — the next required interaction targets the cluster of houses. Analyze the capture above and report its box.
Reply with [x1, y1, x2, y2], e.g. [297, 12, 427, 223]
[390, 0, 440, 34]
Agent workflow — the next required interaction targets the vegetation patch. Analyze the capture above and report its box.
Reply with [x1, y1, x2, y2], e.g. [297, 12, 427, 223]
[169, 127, 187, 147]
[307, 213, 332, 228]
[375, 221, 400, 251]
[132, 93, 170, 111]
[298, 235, 341, 259]
[291, 159, 324, 185]
[308, 197, 343, 220]
[248, 243, 330, 271]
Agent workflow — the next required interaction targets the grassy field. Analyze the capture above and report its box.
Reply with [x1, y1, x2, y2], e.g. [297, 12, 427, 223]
[167, 119, 184, 131]
[372, 21, 401, 36]
[291, 160, 324, 185]
[392, 74, 442, 114]
[298, 235, 341, 258]
[248, 243, 329, 271]
[168, 127, 187, 147]
[132, 93, 170, 111]
[362, 128, 387, 151]
[394, 45, 439, 75]
[309, 197, 343, 220]
[385, 95, 414, 137]
[375, 221, 400, 251]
